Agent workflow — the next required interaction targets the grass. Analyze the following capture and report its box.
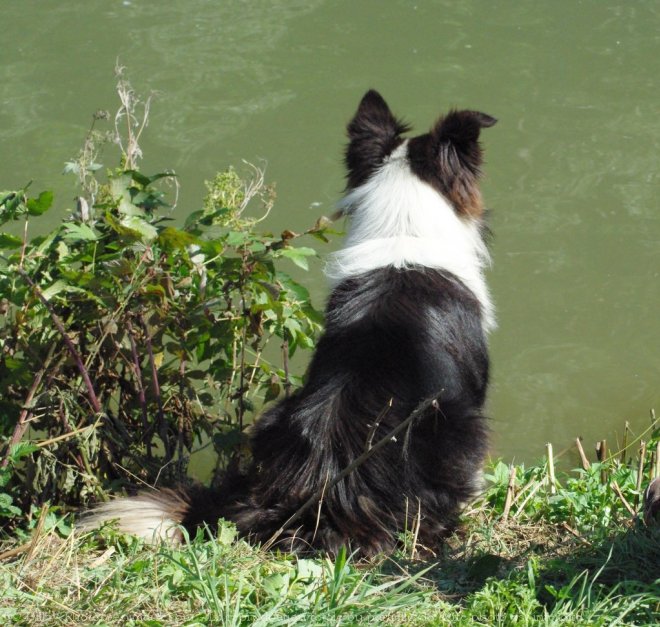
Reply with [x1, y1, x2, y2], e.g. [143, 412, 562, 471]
[1, 427, 659, 626]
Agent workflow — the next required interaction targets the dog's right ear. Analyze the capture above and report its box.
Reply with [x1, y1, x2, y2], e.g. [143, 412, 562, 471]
[345, 90, 410, 188]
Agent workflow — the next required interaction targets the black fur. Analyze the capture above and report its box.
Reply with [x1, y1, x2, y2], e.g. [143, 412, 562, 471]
[222, 267, 490, 555]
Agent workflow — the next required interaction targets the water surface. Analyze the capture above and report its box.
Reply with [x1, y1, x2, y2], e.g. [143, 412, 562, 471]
[2, 0, 659, 464]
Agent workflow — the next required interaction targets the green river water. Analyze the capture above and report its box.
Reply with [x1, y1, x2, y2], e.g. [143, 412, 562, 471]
[2, 0, 659, 465]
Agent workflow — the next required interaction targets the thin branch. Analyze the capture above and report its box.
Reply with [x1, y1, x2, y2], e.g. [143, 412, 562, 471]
[17, 268, 101, 415]
[126, 320, 151, 458]
[36, 422, 99, 449]
[635, 441, 646, 508]
[365, 399, 392, 451]
[237, 311, 248, 434]
[281, 339, 291, 398]
[138, 312, 169, 461]
[0, 346, 54, 468]
[611, 480, 636, 518]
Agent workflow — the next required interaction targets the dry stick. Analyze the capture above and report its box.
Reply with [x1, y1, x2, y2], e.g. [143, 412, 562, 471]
[611, 480, 636, 518]
[19, 216, 29, 270]
[546, 442, 557, 495]
[261, 392, 443, 551]
[501, 465, 517, 521]
[635, 441, 647, 509]
[410, 498, 422, 560]
[24, 503, 50, 565]
[0, 542, 32, 562]
[177, 359, 187, 461]
[576, 437, 591, 471]
[561, 522, 591, 546]
[17, 268, 101, 414]
[596, 439, 608, 484]
[238, 320, 248, 434]
[513, 479, 544, 518]
[36, 422, 100, 449]
[621, 421, 630, 463]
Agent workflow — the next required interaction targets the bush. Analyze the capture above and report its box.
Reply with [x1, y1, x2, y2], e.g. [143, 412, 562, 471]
[0, 72, 331, 526]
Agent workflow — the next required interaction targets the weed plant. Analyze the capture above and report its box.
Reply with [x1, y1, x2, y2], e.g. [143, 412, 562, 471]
[0, 70, 329, 520]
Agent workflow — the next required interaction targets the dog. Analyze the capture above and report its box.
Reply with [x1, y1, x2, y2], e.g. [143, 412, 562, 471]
[81, 90, 497, 557]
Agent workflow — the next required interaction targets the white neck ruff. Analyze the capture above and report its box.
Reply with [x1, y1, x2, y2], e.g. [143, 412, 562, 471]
[325, 142, 496, 332]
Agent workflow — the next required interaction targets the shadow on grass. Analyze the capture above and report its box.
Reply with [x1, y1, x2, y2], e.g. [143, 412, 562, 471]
[386, 517, 660, 608]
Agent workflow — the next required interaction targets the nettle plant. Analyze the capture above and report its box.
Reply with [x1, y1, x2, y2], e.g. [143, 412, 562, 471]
[0, 76, 330, 521]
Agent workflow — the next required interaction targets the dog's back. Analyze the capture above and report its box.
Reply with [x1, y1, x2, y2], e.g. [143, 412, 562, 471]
[233, 264, 490, 555]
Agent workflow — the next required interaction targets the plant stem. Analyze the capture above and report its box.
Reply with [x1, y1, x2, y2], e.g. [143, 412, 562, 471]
[282, 339, 291, 398]
[138, 312, 170, 461]
[127, 321, 152, 458]
[0, 347, 53, 468]
[17, 268, 101, 415]
[546, 442, 556, 495]
[501, 465, 517, 521]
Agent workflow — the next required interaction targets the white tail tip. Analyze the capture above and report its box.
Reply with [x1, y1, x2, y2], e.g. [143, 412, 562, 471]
[78, 490, 189, 544]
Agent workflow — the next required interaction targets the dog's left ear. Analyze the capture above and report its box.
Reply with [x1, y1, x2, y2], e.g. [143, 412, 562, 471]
[431, 110, 497, 173]
[345, 90, 410, 188]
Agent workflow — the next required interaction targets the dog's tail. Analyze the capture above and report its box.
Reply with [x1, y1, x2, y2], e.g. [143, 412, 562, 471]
[78, 481, 246, 543]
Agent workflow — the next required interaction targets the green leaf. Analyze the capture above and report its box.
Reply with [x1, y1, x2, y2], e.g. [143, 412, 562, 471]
[158, 226, 197, 251]
[1, 356, 24, 372]
[26, 190, 54, 216]
[111, 176, 144, 217]
[40, 279, 88, 301]
[0, 232, 22, 249]
[123, 169, 175, 188]
[0, 492, 21, 517]
[183, 209, 205, 230]
[279, 247, 317, 271]
[121, 215, 158, 241]
[9, 442, 39, 461]
[225, 230, 250, 247]
[126, 170, 152, 187]
[63, 223, 98, 242]
[62, 161, 80, 175]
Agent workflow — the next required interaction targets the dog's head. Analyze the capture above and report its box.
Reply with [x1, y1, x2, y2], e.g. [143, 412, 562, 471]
[344, 90, 496, 219]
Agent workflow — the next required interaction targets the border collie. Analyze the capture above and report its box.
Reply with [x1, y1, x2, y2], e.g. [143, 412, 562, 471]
[81, 90, 497, 556]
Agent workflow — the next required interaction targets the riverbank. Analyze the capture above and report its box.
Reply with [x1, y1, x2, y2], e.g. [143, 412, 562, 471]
[2, 434, 658, 626]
